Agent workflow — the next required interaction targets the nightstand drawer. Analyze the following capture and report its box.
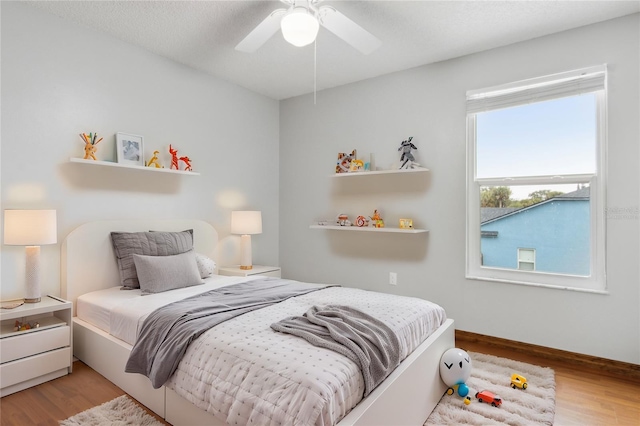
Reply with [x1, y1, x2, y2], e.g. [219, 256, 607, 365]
[0, 325, 70, 364]
[0, 347, 71, 388]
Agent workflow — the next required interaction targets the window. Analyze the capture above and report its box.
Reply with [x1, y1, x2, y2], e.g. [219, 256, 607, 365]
[517, 248, 535, 271]
[466, 65, 606, 291]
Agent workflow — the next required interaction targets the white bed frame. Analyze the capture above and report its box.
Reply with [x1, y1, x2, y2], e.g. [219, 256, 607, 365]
[62, 220, 454, 426]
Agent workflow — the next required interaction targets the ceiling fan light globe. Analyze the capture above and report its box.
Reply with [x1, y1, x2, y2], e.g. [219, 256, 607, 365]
[281, 7, 319, 47]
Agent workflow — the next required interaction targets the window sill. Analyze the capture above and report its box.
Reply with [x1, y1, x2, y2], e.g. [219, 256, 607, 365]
[465, 274, 609, 295]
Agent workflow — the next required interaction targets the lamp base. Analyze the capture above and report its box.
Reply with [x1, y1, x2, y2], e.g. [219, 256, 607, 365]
[239, 234, 253, 271]
[25, 246, 42, 304]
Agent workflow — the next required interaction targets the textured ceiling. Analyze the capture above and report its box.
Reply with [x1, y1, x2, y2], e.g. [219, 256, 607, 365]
[24, 1, 640, 100]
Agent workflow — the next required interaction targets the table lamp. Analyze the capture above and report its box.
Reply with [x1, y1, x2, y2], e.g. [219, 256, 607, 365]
[4, 209, 57, 303]
[231, 211, 262, 270]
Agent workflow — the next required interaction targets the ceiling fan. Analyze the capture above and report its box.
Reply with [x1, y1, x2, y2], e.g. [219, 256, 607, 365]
[235, 0, 381, 54]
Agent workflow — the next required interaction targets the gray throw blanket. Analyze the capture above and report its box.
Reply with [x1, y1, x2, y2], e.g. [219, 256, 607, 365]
[270, 305, 401, 397]
[126, 279, 332, 388]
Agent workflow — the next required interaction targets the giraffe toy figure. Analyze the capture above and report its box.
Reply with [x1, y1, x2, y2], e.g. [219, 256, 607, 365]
[169, 145, 179, 170]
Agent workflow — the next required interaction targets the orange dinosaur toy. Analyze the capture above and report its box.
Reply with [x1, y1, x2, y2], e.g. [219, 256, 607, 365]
[179, 156, 193, 171]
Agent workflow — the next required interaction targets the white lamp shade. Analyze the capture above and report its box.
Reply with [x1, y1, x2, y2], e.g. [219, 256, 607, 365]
[231, 211, 262, 235]
[281, 7, 319, 47]
[4, 210, 57, 245]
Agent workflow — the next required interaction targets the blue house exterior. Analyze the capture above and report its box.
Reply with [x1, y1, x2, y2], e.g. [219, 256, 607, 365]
[480, 188, 590, 276]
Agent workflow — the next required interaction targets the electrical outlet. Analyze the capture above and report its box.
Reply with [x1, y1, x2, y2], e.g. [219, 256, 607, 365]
[389, 272, 397, 285]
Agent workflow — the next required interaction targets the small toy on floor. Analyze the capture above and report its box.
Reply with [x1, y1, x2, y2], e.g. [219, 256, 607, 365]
[476, 390, 502, 407]
[440, 348, 473, 404]
[511, 373, 528, 389]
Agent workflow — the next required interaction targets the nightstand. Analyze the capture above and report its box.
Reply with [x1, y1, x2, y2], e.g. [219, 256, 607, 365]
[0, 296, 72, 397]
[218, 265, 282, 278]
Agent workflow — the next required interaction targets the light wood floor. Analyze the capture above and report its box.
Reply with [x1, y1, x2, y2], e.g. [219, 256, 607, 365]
[1, 341, 638, 425]
[0, 361, 168, 426]
[458, 339, 640, 426]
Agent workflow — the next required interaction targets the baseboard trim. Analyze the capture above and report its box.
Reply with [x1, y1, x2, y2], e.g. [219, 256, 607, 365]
[455, 330, 640, 381]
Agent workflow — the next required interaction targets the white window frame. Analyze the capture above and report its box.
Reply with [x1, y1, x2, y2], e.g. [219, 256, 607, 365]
[466, 65, 607, 292]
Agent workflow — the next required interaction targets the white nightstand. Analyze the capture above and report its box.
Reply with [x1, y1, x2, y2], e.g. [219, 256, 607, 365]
[218, 265, 282, 278]
[0, 296, 72, 397]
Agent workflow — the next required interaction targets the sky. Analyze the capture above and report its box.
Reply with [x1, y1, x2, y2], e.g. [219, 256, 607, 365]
[476, 93, 596, 199]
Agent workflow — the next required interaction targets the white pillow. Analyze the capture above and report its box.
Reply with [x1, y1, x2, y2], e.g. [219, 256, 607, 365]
[133, 250, 203, 295]
[195, 253, 216, 278]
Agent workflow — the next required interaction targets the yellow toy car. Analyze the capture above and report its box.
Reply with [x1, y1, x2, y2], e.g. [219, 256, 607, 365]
[511, 374, 528, 389]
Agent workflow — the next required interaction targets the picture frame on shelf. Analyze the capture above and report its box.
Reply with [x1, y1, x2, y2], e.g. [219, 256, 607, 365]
[116, 132, 144, 166]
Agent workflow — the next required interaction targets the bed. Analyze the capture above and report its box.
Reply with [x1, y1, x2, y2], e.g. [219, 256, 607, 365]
[61, 219, 454, 425]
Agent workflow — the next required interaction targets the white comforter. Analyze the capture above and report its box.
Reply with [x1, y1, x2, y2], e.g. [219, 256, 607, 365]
[78, 278, 446, 426]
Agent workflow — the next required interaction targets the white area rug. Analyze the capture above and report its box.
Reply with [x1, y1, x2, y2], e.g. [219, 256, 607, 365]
[59, 395, 164, 426]
[426, 352, 556, 425]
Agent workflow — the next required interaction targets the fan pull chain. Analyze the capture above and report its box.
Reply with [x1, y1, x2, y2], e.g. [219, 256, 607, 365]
[314, 37, 317, 105]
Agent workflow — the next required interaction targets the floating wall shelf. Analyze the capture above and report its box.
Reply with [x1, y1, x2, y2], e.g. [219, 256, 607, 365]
[310, 225, 428, 234]
[329, 167, 429, 178]
[69, 158, 200, 175]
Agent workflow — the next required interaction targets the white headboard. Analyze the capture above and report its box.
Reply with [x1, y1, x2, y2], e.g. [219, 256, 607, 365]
[61, 219, 218, 314]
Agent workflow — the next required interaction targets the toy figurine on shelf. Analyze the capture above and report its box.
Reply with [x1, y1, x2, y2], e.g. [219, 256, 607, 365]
[355, 215, 369, 227]
[179, 156, 193, 171]
[169, 145, 180, 170]
[146, 150, 163, 168]
[371, 209, 384, 228]
[399, 218, 413, 229]
[336, 150, 357, 173]
[80, 132, 103, 160]
[349, 159, 365, 172]
[398, 136, 419, 169]
[337, 214, 351, 226]
[14, 319, 39, 331]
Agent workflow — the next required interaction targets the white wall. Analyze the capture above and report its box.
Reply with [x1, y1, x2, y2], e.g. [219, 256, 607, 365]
[2, 2, 637, 365]
[1, 2, 280, 299]
[280, 14, 640, 364]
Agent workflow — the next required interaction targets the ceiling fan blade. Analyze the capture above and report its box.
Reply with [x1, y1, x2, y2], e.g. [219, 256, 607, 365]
[318, 6, 381, 55]
[235, 8, 287, 53]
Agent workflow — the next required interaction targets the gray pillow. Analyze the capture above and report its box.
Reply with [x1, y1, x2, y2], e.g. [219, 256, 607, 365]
[110, 230, 194, 289]
[133, 250, 203, 295]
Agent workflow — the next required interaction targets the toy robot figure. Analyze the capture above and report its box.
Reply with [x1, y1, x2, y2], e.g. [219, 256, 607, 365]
[398, 136, 419, 169]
